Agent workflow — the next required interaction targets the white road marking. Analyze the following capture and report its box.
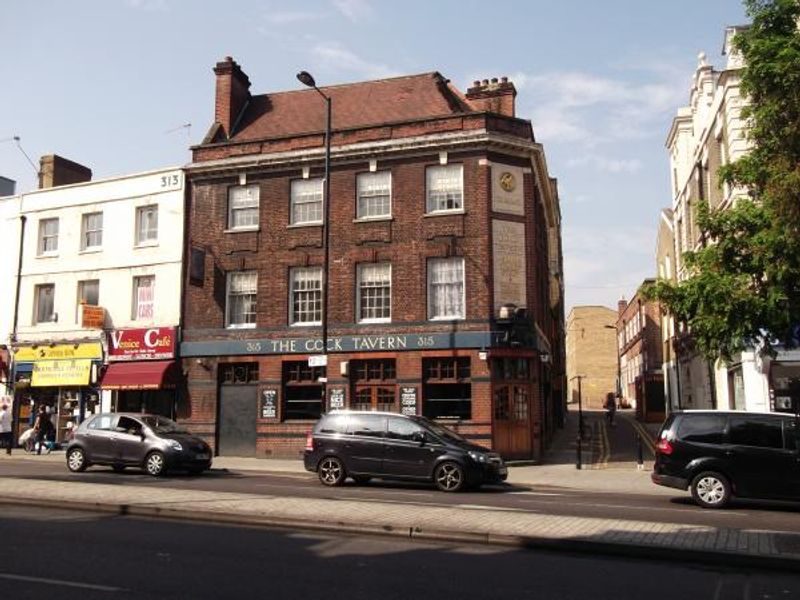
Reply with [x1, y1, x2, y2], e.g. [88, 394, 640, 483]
[0, 572, 125, 592]
[507, 491, 565, 497]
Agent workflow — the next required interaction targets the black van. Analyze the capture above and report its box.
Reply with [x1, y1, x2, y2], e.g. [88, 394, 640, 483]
[652, 410, 800, 508]
[303, 411, 507, 492]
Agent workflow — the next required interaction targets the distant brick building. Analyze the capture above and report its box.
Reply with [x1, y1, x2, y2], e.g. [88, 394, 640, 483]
[565, 306, 617, 409]
[180, 58, 566, 460]
[615, 281, 665, 422]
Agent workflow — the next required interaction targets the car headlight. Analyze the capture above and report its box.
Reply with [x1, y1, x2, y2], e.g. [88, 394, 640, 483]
[167, 439, 183, 452]
[468, 451, 489, 463]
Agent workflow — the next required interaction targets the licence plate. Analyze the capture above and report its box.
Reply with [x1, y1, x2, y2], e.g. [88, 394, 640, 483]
[196, 453, 210, 460]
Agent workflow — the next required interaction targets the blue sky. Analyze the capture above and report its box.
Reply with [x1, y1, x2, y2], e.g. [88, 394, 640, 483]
[1, 0, 748, 311]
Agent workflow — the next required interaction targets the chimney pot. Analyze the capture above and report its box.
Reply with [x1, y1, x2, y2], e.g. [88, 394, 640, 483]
[491, 77, 498, 84]
[473, 80, 480, 87]
[501, 76, 508, 83]
[482, 79, 489, 86]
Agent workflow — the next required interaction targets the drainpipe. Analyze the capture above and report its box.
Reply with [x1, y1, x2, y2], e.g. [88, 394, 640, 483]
[11, 215, 26, 342]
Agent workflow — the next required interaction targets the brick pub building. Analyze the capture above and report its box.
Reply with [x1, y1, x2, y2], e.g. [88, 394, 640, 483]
[180, 57, 566, 460]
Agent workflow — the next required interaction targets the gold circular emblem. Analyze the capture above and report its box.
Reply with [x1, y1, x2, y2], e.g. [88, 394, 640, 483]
[499, 172, 516, 192]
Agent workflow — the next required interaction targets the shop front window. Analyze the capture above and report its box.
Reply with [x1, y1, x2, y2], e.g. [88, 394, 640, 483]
[283, 361, 324, 420]
[422, 357, 471, 420]
[350, 359, 396, 411]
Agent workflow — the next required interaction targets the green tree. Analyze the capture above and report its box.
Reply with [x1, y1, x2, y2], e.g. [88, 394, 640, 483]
[646, 0, 800, 361]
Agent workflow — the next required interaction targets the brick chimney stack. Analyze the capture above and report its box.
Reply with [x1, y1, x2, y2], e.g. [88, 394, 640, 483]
[617, 298, 628, 317]
[466, 76, 516, 117]
[213, 56, 251, 139]
[38, 155, 92, 189]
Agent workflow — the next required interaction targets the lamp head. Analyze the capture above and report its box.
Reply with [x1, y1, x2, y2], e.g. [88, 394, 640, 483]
[296, 71, 317, 88]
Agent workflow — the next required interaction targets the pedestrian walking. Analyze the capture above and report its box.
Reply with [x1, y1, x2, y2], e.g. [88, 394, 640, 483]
[604, 392, 617, 426]
[0, 403, 12, 455]
[33, 405, 54, 455]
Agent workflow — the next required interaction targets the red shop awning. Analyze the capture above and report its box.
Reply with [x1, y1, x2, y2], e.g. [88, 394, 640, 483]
[100, 361, 179, 390]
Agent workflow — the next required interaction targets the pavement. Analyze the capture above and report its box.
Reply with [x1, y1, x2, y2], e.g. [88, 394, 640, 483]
[2, 409, 800, 571]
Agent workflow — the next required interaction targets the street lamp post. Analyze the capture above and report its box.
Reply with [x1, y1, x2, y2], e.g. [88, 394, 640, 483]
[570, 375, 585, 469]
[297, 71, 332, 408]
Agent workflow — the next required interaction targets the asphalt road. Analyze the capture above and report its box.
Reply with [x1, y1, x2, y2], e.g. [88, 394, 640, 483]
[2, 458, 799, 533]
[2, 504, 799, 600]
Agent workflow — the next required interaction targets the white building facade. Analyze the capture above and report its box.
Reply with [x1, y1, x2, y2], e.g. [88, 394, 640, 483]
[663, 26, 791, 413]
[7, 166, 184, 442]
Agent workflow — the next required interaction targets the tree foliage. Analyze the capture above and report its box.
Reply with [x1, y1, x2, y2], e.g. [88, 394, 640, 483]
[645, 0, 800, 361]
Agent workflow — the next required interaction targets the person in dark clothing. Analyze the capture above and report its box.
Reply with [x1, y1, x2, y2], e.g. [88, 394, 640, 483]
[604, 392, 617, 426]
[33, 405, 54, 455]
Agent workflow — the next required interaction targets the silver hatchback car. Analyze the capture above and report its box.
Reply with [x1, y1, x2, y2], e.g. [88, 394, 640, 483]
[65, 413, 212, 476]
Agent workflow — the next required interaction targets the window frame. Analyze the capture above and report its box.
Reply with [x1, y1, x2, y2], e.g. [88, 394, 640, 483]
[33, 283, 56, 324]
[37, 218, 59, 256]
[427, 257, 465, 321]
[356, 171, 392, 221]
[131, 275, 155, 321]
[283, 361, 325, 421]
[356, 262, 391, 323]
[290, 178, 323, 226]
[227, 184, 260, 231]
[425, 164, 464, 214]
[76, 279, 100, 323]
[80, 211, 103, 251]
[289, 266, 322, 326]
[225, 270, 258, 329]
[135, 205, 159, 246]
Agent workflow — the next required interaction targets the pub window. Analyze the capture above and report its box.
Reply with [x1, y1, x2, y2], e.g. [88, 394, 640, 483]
[220, 363, 259, 384]
[357, 263, 391, 323]
[350, 359, 396, 412]
[290, 178, 323, 225]
[228, 185, 260, 230]
[426, 164, 463, 213]
[283, 361, 324, 420]
[422, 357, 471, 420]
[492, 358, 530, 381]
[290, 267, 322, 325]
[356, 171, 391, 219]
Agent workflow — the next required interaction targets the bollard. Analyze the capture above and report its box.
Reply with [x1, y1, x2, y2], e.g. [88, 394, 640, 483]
[635, 432, 644, 470]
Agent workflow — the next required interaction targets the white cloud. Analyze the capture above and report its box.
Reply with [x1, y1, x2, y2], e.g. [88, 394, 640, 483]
[311, 42, 396, 79]
[124, 0, 168, 11]
[332, 0, 373, 22]
[566, 155, 643, 174]
[562, 223, 657, 310]
[264, 11, 323, 25]
[508, 67, 686, 146]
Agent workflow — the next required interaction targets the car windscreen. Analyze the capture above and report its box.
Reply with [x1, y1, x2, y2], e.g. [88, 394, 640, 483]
[139, 415, 188, 434]
[415, 418, 466, 443]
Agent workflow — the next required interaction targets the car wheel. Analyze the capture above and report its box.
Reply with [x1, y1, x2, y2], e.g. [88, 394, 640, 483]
[112, 465, 126, 473]
[691, 471, 731, 508]
[66, 448, 88, 473]
[352, 475, 371, 485]
[434, 461, 465, 492]
[144, 451, 167, 477]
[318, 456, 346, 486]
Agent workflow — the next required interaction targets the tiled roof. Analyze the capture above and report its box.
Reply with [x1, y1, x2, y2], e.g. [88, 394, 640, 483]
[230, 72, 474, 141]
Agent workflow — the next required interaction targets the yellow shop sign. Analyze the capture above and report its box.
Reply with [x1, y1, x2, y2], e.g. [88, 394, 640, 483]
[13, 343, 102, 362]
[31, 360, 92, 387]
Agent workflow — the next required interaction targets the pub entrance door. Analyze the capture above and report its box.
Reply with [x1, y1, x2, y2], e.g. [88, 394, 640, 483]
[492, 384, 533, 459]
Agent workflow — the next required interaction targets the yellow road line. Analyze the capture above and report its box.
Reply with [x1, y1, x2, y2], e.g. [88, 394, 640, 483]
[626, 417, 656, 453]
